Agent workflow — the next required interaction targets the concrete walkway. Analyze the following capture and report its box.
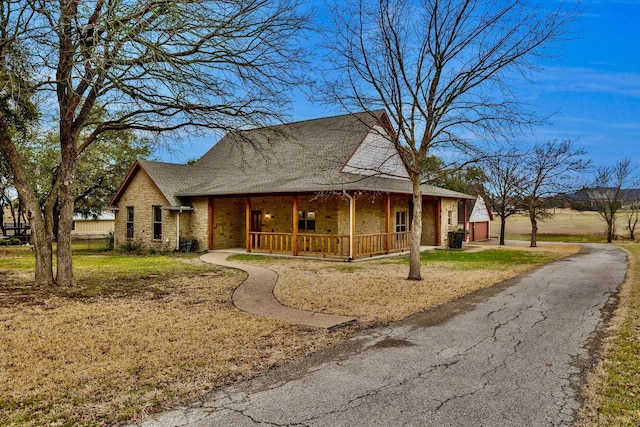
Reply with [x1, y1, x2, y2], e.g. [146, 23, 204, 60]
[199, 252, 357, 329]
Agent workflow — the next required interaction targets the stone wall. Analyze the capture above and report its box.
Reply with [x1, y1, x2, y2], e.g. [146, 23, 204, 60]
[210, 197, 245, 249]
[440, 198, 460, 246]
[113, 170, 175, 251]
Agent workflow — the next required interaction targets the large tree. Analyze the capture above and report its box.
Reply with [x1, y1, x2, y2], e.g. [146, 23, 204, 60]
[521, 140, 589, 247]
[322, 0, 573, 279]
[0, 0, 309, 286]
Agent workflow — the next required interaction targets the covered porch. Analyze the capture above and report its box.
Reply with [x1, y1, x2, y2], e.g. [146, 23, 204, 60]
[207, 192, 457, 260]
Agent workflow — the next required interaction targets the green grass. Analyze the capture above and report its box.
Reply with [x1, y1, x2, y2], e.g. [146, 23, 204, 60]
[0, 245, 220, 299]
[588, 243, 640, 425]
[389, 248, 556, 270]
[228, 254, 271, 262]
[506, 233, 607, 243]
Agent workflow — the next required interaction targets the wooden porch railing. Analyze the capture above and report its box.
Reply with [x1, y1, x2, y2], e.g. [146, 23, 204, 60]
[354, 231, 411, 257]
[249, 231, 411, 258]
[298, 233, 349, 257]
[250, 232, 294, 253]
[389, 231, 411, 252]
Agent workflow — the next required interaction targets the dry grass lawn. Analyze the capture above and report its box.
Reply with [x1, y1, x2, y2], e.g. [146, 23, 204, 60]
[0, 243, 580, 426]
[268, 244, 581, 323]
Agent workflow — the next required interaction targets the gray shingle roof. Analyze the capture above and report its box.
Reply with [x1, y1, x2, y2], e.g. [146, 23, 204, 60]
[128, 111, 474, 204]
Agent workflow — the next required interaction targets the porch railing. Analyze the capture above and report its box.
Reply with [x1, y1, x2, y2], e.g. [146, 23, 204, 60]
[298, 233, 349, 257]
[250, 232, 294, 253]
[354, 231, 411, 257]
[249, 230, 411, 259]
[389, 231, 411, 252]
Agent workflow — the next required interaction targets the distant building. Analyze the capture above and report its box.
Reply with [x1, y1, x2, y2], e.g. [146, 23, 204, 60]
[565, 187, 640, 211]
[72, 212, 115, 237]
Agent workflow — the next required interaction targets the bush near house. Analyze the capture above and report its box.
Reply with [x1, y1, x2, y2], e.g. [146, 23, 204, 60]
[0, 238, 23, 246]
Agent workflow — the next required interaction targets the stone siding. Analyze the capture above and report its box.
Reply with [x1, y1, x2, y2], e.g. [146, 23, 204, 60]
[440, 198, 460, 246]
[113, 170, 175, 250]
[210, 197, 245, 249]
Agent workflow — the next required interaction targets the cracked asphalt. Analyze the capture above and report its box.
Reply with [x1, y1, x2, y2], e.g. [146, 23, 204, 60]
[131, 244, 626, 427]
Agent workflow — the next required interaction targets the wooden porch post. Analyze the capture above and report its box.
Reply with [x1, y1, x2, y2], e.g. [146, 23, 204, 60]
[385, 195, 391, 254]
[245, 198, 251, 253]
[292, 196, 299, 256]
[436, 199, 442, 246]
[351, 194, 357, 260]
[462, 199, 468, 242]
[208, 197, 214, 250]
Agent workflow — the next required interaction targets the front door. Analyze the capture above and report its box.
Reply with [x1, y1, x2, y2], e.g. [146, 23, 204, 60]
[250, 210, 262, 248]
[250, 210, 262, 232]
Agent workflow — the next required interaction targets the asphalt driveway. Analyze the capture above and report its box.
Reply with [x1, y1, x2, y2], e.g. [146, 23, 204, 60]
[133, 243, 627, 427]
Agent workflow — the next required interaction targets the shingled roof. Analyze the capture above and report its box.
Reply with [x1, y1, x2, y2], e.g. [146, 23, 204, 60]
[110, 110, 474, 206]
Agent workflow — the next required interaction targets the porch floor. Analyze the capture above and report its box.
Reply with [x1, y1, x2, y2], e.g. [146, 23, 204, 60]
[208, 246, 442, 262]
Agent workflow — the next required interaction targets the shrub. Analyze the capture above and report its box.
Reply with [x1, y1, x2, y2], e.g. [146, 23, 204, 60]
[120, 238, 144, 254]
[0, 238, 23, 246]
[105, 231, 115, 251]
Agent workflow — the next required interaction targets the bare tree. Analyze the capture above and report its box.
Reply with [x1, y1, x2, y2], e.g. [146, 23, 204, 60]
[484, 148, 528, 245]
[0, 0, 310, 286]
[592, 158, 637, 243]
[628, 206, 639, 241]
[522, 140, 590, 247]
[322, 0, 573, 279]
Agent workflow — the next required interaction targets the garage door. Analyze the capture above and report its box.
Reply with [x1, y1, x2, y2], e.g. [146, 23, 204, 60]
[471, 221, 489, 241]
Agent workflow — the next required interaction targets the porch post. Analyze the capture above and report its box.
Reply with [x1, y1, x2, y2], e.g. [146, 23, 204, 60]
[208, 197, 214, 250]
[436, 199, 442, 246]
[462, 199, 468, 242]
[292, 195, 299, 256]
[385, 195, 391, 254]
[245, 197, 251, 253]
[176, 211, 181, 251]
[350, 193, 357, 260]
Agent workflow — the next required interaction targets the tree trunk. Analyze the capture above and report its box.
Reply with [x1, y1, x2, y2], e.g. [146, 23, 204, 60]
[408, 173, 423, 281]
[56, 133, 77, 286]
[529, 212, 538, 247]
[606, 216, 615, 243]
[30, 210, 55, 286]
[0, 127, 55, 285]
[629, 212, 637, 241]
[499, 216, 506, 245]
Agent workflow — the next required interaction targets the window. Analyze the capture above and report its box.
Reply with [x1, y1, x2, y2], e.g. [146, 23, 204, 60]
[395, 211, 407, 232]
[298, 210, 316, 231]
[153, 206, 162, 239]
[126, 206, 134, 238]
[447, 210, 453, 225]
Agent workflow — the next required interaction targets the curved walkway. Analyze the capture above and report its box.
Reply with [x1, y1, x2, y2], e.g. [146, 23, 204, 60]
[199, 252, 357, 329]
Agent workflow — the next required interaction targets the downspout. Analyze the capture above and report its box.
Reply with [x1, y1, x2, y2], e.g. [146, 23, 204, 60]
[343, 190, 354, 261]
[176, 210, 181, 251]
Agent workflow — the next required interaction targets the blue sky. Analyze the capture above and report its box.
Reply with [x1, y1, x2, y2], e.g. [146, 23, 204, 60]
[156, 0, 640, 168]
[525, 0, 640, 167]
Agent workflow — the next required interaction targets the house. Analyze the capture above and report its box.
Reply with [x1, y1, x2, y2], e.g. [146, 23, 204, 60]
[565, 187, 640, 211]
[467, 196, 493, 241]
[109, 110, 474, 259]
